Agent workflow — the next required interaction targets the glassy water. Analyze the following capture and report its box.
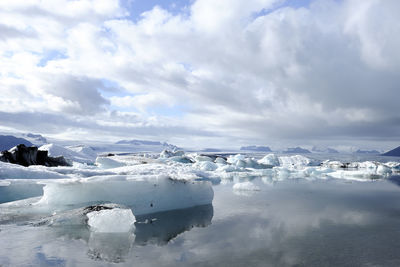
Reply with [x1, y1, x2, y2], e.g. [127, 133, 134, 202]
[2, 177, 400, 266]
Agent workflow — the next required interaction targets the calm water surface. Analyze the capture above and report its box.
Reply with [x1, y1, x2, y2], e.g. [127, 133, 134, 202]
[2, 177, 400, 266]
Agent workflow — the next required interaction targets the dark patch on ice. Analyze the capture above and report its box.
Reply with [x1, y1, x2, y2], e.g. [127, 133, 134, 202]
[83, 205, 113, 214]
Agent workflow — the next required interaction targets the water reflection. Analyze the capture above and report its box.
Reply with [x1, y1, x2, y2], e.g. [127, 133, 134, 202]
[88, 232, 135, 263]
[135, 204, 213, 246]
[43, 204, 213, 263]
[3, 179, 400, 266]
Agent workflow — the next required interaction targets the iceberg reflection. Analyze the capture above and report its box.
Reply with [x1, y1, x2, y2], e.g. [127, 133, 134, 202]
[134, 204, 213, 246]
[43, 204, 213, 263]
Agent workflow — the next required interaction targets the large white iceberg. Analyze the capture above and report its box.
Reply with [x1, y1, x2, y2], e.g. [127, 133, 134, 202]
[39, 144, 96, 164]
[36, 175, 214, 215]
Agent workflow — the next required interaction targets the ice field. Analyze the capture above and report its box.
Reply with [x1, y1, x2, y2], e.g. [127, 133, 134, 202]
[1, 145, 400, 266]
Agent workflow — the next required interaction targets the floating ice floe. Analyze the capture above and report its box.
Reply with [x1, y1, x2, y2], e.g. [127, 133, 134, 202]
[95, 156, 127, 169]
[0, 161, 68, 179]
[36, 175, 214, 215]
[233, 181, 260, 191]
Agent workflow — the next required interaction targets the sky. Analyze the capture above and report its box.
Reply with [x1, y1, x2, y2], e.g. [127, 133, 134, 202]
[0, 0, 399, 150]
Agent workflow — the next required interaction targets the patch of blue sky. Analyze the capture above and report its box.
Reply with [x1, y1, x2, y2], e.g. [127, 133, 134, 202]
[180, 62, 194, 72]
[99, 79, 133, 96]
[3, 51, 13, 58]
[37, 50, 67, 67]
[122, 0, 193, 21]
[252, 0, 314, 19]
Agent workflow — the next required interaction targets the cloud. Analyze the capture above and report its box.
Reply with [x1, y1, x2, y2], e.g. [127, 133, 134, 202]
[0, 0, 399, 149]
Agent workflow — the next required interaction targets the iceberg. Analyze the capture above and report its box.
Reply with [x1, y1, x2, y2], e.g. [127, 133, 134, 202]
[0, 161, 68, 179]
[258, 154, 280, 166]
[36, 175, 214, 215]
[215, 157, 227, 164]
[95, 156, 127, 169]
[194, 161, 218, 171]
[87, 208, 136, 233]
[39, 144, 96, 164]
[279, 155, 312, 168]
[194, 155, 214, 162]
[159, 150, 185, 159]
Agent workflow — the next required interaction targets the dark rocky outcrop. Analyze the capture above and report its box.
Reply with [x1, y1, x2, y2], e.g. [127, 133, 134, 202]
[0, 144, 70, 167]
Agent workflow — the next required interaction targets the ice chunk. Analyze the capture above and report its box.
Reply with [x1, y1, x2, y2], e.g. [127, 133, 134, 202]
[39, 143, 94, 164]
[194, 155, 213, 162]
[376, 165, 392, 176]
[167, 156, 193, 163]
[87, 208, 136, 233]
[327, 170, 380, 181]
[321, 160, 346, 169]
[233, 181, 260, 191]
[215, 157, 227, 164]
[194, 161, 218, 171]
[227, 154, 246, 165]
[258, 154, 280, 166]
[273, 167, 291, 180]
[95, 156, 126, 169]
[36, 175, 214, 215]
[159, 150, 185, 159]
[279, 155, 311, 168]
[298, 167, 333, 178]
[357, 161, 378, 169]
[0, 180, 10, 186]
[0, 161, 67, 179]
[216, 164, 244, 172]
[385, 162, 400, 169]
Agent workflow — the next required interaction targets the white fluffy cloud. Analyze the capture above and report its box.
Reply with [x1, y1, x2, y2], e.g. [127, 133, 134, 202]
[0, 0, 399, 149]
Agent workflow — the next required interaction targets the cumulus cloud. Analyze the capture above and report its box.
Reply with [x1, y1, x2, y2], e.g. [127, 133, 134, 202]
[0, 0, 399, 149]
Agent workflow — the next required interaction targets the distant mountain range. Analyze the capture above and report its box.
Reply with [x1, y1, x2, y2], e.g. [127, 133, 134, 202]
[240, 146, 272, 152]
[23, 133, 47, 144]
[0, 135, 33, 151]
[201, 148, 222, 152]
[382, 146, 400, 157]
[283, 147, 311, 154]
[115, 139, 178, 150]
[311, 146, 339, 153]
[355, 149, 380, 154]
